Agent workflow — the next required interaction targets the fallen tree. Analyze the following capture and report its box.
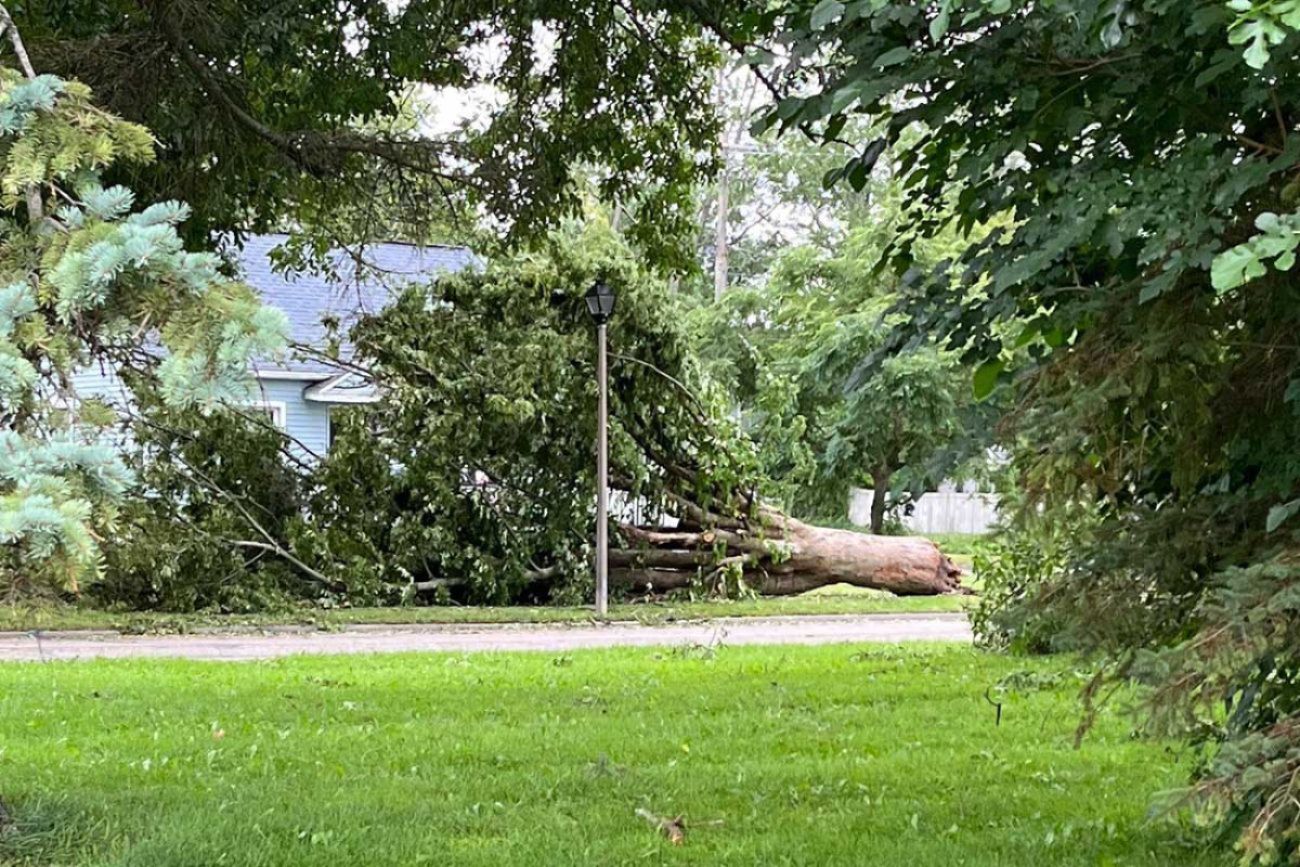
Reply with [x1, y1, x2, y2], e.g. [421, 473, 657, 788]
[614, 517, 961, 596]
[290, 223, 963, 603]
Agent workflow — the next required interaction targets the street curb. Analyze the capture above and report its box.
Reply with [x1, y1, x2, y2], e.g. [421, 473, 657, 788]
[0, 612, 970, 642]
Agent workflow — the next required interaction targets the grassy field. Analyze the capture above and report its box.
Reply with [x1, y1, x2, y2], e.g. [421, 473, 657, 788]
[0, 591, 973, 634]
[0, 645, 1222, 866]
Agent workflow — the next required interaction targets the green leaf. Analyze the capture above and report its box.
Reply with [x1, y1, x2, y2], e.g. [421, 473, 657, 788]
[1267, 499, 1300, 532]
[848, 161, 870, 191]
[749, 113, 778, 137]
[810, 0, 846, 31]
[824, 114, 848, 142]
[1244, 32, 1271, 69]
[1229, 19, 1261, 46]
[740, 48, 778, 66]
[874, 46, 911, 68]
[776, 97, 805, 121]
[829, 86, 859, 115]
[930, 6, 951, 41]
[972, 360, 1004, 400]
[1212, 245, 1264, 291]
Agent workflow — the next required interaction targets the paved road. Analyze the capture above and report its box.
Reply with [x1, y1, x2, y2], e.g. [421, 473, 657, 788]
[0, 614, 970, 662]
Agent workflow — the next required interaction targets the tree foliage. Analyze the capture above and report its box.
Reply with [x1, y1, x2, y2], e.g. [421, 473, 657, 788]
[694, 226, 968, 529]
[17, 1, 722, 265]
[0, 44, 285, 598]
[692, 164, 986, 529]
[731, 0, 1300, 855]
[299, 219, 759, 602]
[97, 399, 306, 612]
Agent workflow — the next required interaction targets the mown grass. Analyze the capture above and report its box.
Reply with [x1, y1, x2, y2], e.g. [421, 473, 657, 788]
[0, 593, 973, 635]
[0, 645, 1222, 866]
[925, 532, 991, 556]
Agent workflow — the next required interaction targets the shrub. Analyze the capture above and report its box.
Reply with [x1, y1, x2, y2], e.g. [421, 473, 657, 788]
[970, 510, 1093, 655]
[94, 401, 308, 612]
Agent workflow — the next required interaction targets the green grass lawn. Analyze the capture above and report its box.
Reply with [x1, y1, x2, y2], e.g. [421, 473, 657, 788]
[0, 645, 1222, 866]
[0, 592, 973, 634]
[924, 532, 990, 556]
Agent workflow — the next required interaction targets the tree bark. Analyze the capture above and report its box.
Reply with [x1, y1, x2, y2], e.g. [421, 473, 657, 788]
[612, 511, 962, 597]
[870, 466, 889, 534]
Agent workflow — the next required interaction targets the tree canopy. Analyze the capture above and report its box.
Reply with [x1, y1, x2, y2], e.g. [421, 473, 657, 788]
[16, 1, 723, 265]
[725, 0, 1300, 856]
[693, 217, 972, 530]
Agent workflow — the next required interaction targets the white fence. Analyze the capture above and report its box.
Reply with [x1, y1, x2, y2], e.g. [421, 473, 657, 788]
[848, 488, 1000, 535]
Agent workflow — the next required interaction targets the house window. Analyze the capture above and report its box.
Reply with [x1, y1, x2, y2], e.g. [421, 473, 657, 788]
[242, 401, 287, 430]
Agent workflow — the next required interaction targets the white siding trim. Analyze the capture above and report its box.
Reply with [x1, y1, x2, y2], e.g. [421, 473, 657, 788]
[303, 372, 380, 404]
[242, 400, 288, 429]
[253, 369, 333, 382]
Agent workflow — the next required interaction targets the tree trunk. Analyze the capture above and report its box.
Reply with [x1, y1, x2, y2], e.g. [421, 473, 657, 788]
[870, 467, 889, 534]
[612, 510, 962, 597]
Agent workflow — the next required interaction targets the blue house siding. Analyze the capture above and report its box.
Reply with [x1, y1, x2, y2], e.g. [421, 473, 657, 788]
[250, 376, 333, 458]
[71, 366, 331, 462]
[71, 363, 129, 408]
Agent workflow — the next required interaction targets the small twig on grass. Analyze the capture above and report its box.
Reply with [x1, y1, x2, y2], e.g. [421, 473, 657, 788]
[984, 685, 1003, 726]
[635, 808, 724, 845]
[636, 808, 686, 845]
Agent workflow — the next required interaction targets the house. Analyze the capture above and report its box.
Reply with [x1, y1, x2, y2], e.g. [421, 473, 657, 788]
[73, 233, 477, 458]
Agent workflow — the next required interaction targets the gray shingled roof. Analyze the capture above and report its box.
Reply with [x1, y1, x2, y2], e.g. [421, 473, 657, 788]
[234, 233, 477, 375]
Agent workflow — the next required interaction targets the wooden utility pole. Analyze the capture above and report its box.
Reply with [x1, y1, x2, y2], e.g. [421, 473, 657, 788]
[714, 158, 730, 303]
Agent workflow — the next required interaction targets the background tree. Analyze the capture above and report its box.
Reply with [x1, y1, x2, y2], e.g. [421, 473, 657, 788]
[15, 1, 723, 266]
[726, 0, 1300, 856]
[692, 169, 984, 530]
[831, 349, 962, 533]
[690, 94, 886, 302]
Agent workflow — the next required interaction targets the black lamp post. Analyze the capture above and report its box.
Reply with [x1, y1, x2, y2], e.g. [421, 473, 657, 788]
[584, 280, 616, 324]
[584, 280, 617, 616]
